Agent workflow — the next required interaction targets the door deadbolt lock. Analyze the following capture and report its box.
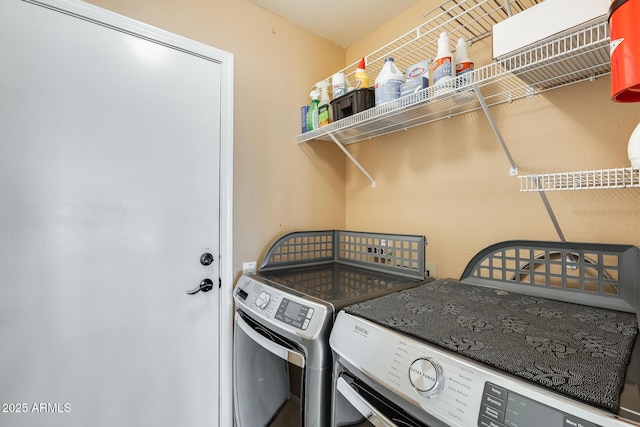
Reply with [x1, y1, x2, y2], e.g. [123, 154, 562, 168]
[200, 252, 214, 266]
[186, 278, 214, 295]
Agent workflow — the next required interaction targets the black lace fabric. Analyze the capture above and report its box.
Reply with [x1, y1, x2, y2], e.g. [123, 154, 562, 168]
[345, 279, 639, 412]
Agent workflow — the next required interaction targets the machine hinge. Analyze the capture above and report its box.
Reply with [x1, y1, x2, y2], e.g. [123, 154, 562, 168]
[219, 278, 222, 289]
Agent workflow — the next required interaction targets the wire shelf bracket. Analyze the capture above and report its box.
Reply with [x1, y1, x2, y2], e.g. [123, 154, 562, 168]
[328, 131, 376, 188]
[537, 182, 566, 242]
[473, 84, 518, 176]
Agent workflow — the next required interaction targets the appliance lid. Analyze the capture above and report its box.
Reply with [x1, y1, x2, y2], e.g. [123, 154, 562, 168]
[258, 264, 430, 311]
[343, 279, 639, 413]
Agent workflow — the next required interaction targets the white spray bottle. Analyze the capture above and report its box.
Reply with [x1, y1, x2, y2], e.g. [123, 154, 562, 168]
[455, 37, 474, 92]
[316, 80, 331, 127]
[433, 32, 454, 96]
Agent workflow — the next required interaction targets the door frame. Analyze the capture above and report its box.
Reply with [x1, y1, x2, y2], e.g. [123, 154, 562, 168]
[23, 0, 234, 424]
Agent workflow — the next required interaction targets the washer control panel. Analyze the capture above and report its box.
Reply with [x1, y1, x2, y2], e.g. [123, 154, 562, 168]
[233, 274, 329, 339]
[478, 382, 602, 427]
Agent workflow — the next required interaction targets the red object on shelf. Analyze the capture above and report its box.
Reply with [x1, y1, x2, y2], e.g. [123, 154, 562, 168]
[610, 0, 640, 102]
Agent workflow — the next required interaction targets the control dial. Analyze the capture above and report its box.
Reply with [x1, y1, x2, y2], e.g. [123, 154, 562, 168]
[255, 291, 271, 309]
[409, 358, 444, 397]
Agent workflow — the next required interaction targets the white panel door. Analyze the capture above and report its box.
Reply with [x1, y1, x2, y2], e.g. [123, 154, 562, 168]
[0, 1, 224, 426]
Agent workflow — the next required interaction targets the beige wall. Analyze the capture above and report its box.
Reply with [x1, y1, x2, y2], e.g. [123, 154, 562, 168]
[84, 0, 348, 278]
[84, 0, 640, 282]
[344, 0, 640, 279]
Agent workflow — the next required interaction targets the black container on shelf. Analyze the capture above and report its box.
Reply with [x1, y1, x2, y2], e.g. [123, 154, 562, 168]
[330, 88, 375, 121]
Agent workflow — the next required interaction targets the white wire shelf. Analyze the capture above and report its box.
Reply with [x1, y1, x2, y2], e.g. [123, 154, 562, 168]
[519, 168, 640, 192]
[297, 17, 610, 146]
[333, 0, 542, 87]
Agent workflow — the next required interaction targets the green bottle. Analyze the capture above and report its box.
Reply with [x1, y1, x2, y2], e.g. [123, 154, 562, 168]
[307, 89, 319, 131]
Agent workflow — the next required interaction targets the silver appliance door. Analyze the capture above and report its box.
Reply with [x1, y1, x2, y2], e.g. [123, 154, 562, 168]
[234, 312, 306, 426]
[333, 372, 429, 427]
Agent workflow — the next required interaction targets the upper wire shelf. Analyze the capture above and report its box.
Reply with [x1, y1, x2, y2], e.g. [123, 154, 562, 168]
[332, 0, 542, 86]
[297, 17, 610, 145]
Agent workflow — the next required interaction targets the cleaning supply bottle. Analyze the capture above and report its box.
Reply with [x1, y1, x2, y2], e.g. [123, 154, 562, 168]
[307, 89, 319, 131]
[374, 57, 404, 105]
[355, 57, 369, 89]
[332, 72, 347, 98]
[454, 37, 474, 91]
[433, 31, 454, 95]
[316, 80, 331, 127]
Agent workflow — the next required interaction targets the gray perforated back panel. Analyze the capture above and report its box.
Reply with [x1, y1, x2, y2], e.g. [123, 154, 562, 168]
[260, 230, 426, 279]
[460, 240, 640, 316]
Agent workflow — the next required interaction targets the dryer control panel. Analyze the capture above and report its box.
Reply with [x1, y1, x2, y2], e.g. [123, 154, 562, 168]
[233, 274, 329, 340]
[274, 298, 315, 330]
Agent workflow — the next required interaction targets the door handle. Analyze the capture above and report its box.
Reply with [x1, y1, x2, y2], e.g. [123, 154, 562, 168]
[186, 278, 214, 295]
[235, 313, 306, 368]
[336, 376, 397, 427]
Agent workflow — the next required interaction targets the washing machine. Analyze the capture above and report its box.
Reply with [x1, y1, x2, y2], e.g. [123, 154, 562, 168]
[330, 240, 640, 427]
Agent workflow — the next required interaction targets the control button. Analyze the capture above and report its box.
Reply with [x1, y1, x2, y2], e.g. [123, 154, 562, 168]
[478, 415, 506, 427]
[302, 319, 310, 329]
[480, 403, 504, 423]
[306, 308, 314, 319]
[484, 382, 507, 400]
[483, 393, 505, 411]
[563, 415, 599, 427]
[409, 358, 444, 397]
[237, 288, 248, 300]
[255, 291, 271, 309]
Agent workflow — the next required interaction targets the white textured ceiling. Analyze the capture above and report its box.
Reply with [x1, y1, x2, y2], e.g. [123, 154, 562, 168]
[247, 0, 425, 48]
